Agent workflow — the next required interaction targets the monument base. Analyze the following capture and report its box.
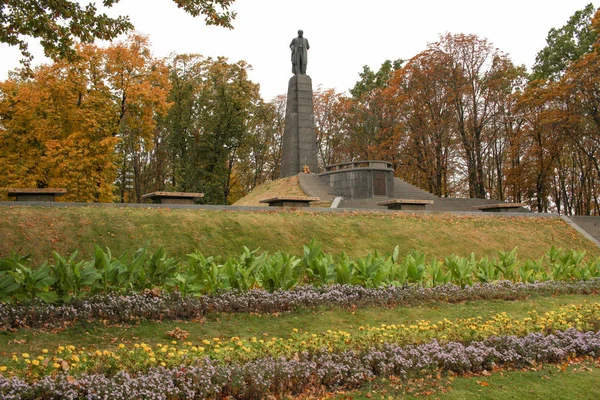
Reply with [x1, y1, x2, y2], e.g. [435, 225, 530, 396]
[280, 75, 319, 177]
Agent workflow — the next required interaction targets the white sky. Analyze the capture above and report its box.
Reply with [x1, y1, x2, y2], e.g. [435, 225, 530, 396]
[0, 0, 595, 101]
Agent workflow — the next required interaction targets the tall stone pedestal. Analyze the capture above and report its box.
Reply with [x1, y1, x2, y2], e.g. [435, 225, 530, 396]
[280, 75, 319, 177]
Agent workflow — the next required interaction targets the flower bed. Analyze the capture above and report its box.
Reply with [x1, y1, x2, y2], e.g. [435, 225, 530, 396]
[2, 279, 600, 329]
[3, 302, 600, 381]
[1, 329, 599, 399]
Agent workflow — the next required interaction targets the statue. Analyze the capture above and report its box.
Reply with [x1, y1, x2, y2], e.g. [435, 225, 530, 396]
[290, 30, 309, 75]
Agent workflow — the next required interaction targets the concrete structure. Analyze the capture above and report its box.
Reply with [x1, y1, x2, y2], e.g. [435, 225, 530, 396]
[7, 188, 67, 201]
[141, 192, 204, 205]
[296, 161, 530, 213]
[280, 75, 319, 177]
[475, 203, 527, 213]
[319, 161, 395, 199]
[259, 196, 319, 208]
[377, 199, 434, 211]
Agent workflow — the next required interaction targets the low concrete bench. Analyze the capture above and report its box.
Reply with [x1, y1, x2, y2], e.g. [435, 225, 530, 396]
[377, 199, 434, 211]
[474, 203, 526, 213]
[142, 191, 204, 205]
[259, 196, 320, 208]
[7, 188, 67, 202]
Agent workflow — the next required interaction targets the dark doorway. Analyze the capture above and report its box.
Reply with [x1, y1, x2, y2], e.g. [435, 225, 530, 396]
[373, 171, 386, 196]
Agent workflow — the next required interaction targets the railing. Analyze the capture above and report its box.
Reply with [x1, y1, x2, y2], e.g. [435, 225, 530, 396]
[323, 160, 393, 172]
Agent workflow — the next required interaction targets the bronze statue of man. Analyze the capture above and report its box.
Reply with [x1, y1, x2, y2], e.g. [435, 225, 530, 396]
[290, 30, 309, 75]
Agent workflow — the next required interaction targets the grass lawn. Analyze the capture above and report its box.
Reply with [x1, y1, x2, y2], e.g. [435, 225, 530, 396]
[344, 359, 600, 399]
[1, 205, 597, 264]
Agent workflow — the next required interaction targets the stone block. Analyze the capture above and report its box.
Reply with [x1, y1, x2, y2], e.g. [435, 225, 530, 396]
[280, 75, 319, 177]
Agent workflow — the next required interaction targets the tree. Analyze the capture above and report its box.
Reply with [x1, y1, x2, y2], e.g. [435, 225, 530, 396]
[384, 49, 456, 196]
[1, 0, 236, 68]
[531, 3, 598, 81]
[106, 34, 171, 203]
[344, 60, 403, 161]
[154, 55, 261, 204]
[0, 45, 120, 201]
[313, 87, 348, 170]
[430, 33, 521, 199]
[0, 35, 170, 202]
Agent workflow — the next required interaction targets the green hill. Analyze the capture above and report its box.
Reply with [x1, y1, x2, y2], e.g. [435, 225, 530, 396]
[0, 205, 597, 263]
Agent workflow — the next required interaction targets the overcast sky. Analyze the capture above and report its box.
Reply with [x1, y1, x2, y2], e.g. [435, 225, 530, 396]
[0, 0, 595, 100]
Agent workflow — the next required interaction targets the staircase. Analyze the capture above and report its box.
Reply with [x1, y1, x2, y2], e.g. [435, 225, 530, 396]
[297, 173, 336, 203]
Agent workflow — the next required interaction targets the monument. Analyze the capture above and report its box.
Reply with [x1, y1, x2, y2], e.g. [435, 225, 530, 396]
[280, 30, 319, 177]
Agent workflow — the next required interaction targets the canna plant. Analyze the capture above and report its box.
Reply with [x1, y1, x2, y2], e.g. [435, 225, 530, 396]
[334, 252, 355, 285]
[186, 251, 225, 294]
[6, 259, 58, 303]
[352, 252, 389, 288]
[403, 250, 427, 284]
[301, 239, 336, 286]
[426, 260, 450, 287]
[257, 252, 301, 291]
[475, 256, 498, 283]
[445, 253, 475, 288]
[50, 251, 101, 302]
[495, 247, 519, 282]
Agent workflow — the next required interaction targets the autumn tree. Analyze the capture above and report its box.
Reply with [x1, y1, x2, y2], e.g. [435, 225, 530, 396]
[383, 49, 456, 196]
[106, 34, 171, 203]
[344, 59, 403, 161]
[427, 33, 523, 199]
[0, 35, 170, 202]
[1, 0, 236, 68]
[0, 45, 119, 201]
[313, 87, 349, 169]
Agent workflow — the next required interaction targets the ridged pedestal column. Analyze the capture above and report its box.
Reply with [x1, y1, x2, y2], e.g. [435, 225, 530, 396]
[280, 75, 319, 177]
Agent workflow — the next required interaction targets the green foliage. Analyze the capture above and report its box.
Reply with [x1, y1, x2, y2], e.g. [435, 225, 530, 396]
[50, 251, 101, 302]
[2, 255, 58, 303]
[1, 0, 236, 69]
[301, 239, 336, 286]
[444, 254, 475, 288]
[1, 242, 599, 304]
[532, 3, 598, 81]
[349, 59, 404, 99]
[257, 252, 301, 292]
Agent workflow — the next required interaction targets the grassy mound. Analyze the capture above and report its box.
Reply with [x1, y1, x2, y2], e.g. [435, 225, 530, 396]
[0, 205, 597, 263]
[232, 175, 306, 206]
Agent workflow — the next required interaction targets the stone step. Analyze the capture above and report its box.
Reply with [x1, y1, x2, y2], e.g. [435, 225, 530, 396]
[297, 173, 336, 201]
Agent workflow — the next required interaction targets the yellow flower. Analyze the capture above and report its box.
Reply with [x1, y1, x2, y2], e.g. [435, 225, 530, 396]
[0, 366, 7, 372]
[32, 360, 40, 366]
[171, 341, 177, 345]
[42, 349, 48, 354]
[118, 344, 125, 349]
[202, 340, 211, 345]
[53, 363, 61, 369]
[21, 353, 30, 359]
